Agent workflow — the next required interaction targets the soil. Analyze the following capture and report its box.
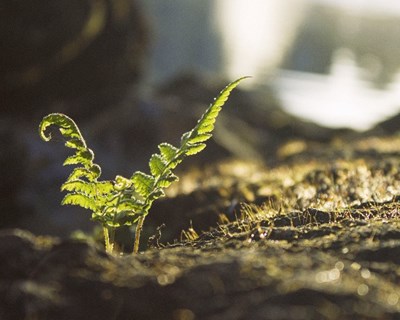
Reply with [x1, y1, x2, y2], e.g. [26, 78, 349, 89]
[1, 134, 400, 320]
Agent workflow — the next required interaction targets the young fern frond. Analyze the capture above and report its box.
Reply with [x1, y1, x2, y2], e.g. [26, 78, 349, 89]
[39, 113, 106, 212]
[39, 113, 86, 144]
[130, 77, 249, 210]
[39, 76, 249, 254]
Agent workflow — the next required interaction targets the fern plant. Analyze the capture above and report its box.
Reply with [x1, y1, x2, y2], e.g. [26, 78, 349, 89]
[39, 76, 248, 254]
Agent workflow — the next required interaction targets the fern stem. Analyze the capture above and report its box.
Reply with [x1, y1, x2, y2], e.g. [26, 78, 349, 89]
[134, 216, 146, 253]
[103, 226, 114, 254]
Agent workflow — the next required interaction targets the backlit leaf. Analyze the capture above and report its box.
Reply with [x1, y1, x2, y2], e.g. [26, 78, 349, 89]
[149, 154, 167, 176]
[132, 172, 155, 198]
[62, 193, 97, 211]
[158, 143, 178, 162]
[185, 143, 206, 155]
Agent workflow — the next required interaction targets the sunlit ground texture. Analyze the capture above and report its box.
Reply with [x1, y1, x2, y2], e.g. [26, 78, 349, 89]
[2, 134, 400, 319]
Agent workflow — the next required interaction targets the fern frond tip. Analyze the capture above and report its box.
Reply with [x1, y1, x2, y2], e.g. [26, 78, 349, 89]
[39, 113, 86, 147]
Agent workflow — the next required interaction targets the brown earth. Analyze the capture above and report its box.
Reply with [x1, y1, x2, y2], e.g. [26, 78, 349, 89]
[1, 134, 400, 319]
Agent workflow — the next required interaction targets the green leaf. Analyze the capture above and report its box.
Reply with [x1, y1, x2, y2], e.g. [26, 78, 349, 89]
[118, 199, 144, 212]
[149, 189, 165, 201]
[149, 154, 167, 176]
[63, 149, 95, 167]
[185, 143, 206, 155]
[65, 138, 85, 150]
[113, 210, 135, 226]
[39, 113, 101, 176]
[186, 133, 212, 144]
[157, 173, 179, 188]
[91, 210, 108, 224]
[95, 180, 115, 194]
[39, 113, 86, 144]
[67, 166, 101, 181]
[158, 143, 178, 162]
[195, 123, 214, 135]
[90, 164, 102, 179]
[132, 172, 155, 198]
[62, 193, 97, 211]
[114, 175, 132, 191]
[183, 76, 249, 146]
[61, 179, 96, 194]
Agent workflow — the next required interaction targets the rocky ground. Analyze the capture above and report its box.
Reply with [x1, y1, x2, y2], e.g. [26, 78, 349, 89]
[1, 133, 400, 320]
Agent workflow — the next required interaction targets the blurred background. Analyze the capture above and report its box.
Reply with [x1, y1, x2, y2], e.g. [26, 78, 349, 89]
[143, 0, 400, 130]
[2, 0, 400, 237]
